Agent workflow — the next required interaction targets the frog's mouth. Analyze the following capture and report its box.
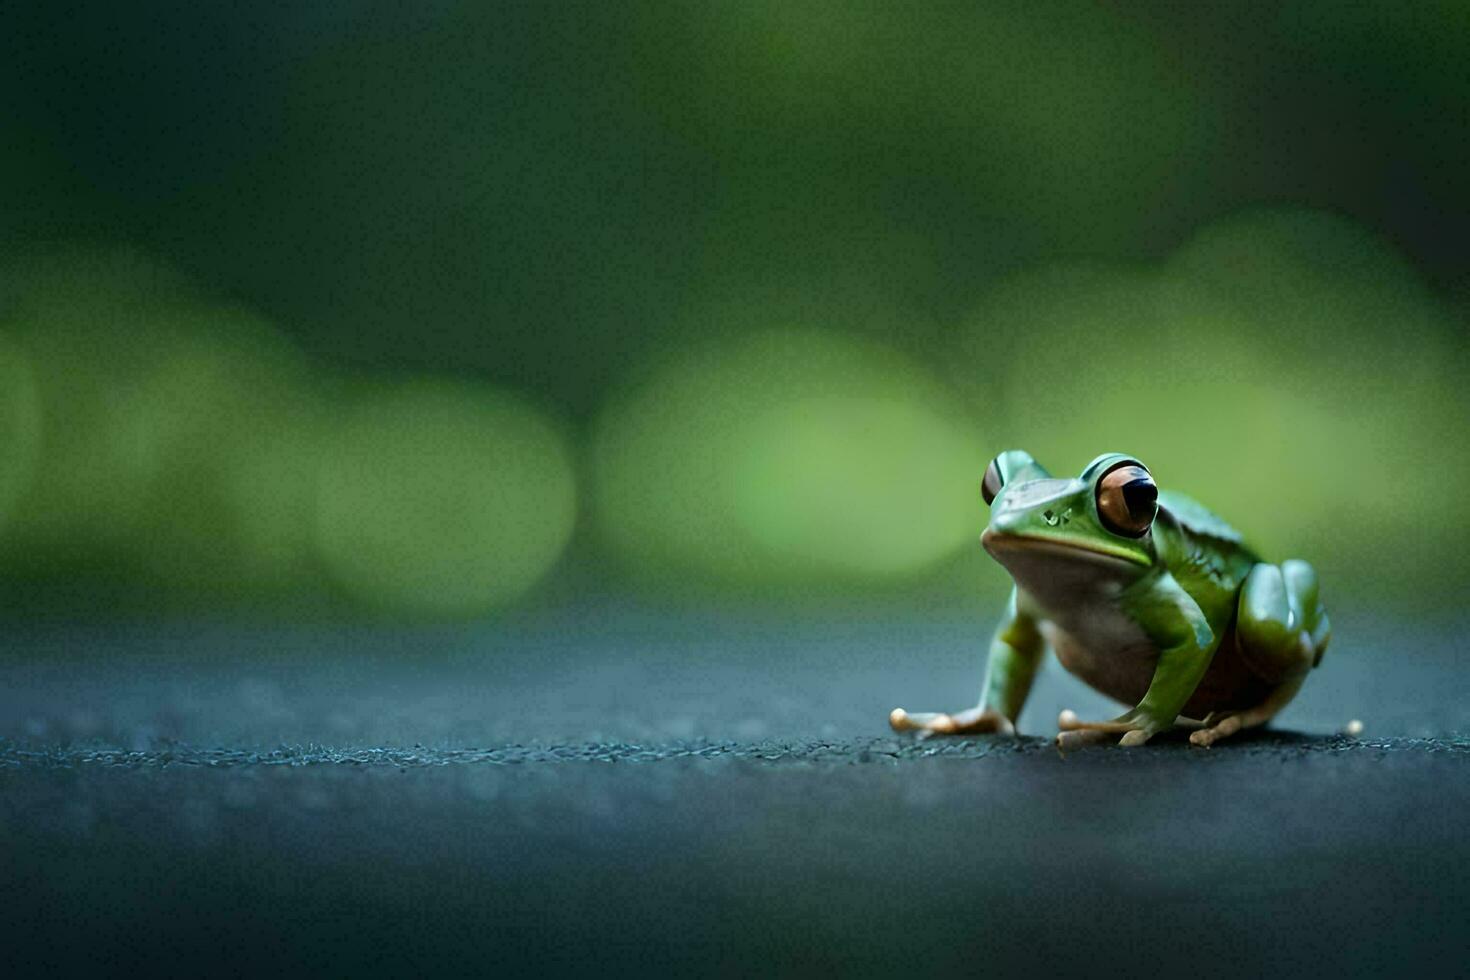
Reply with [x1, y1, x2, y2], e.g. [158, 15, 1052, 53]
[981, 528, 1149, 569]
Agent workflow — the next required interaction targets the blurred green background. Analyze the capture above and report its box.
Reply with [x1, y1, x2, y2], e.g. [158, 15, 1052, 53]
[1, 0, 1466, 622]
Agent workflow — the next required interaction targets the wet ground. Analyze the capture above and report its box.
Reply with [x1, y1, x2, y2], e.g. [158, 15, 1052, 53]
[1, 605, 1466, 975]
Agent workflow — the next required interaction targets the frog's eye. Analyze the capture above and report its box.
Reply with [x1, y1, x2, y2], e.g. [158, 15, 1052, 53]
[1096, 462, 1157, 537]
[981, 458, 1005, 506]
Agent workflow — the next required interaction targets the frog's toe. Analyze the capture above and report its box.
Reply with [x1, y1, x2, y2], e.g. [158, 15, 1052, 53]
[1055, 729, 1112, 752]
[1190, 713, 1243, 747]
[1056, 709, 1135, 733]
[1188, 681, 1305, 747]
[890, 707, 1013, 736]
[1057, 709, 1172, 748]
[889, 708, 957, 734]
[889, 708, 934, 732]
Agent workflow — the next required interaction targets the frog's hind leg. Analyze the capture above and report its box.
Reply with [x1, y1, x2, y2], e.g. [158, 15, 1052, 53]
[1285, 558, 1331, 668]
[1239, 559, 1331, 679]
[1190, 560, 1329, 748]
[1189, 678, 1306, 747]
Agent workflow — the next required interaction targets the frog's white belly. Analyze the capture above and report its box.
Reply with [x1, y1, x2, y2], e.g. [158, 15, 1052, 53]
[1039, 614, 1158, 708]
[995, 541, 1161, 706]
[990, 537, 1266, 714]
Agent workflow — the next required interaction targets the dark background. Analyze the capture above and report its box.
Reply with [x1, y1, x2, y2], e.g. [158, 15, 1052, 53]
[1, 2, 1467, 975]
[1, 0, 1468, 618]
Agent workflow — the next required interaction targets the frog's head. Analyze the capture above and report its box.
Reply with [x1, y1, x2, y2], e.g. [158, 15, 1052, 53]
[980, 450, 1159, 595]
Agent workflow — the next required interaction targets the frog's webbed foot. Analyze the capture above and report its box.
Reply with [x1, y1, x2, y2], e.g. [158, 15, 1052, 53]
[889, 706, 1014, 738]
[1188, 682, 1303, 747]
[1189, 712, 1246, 747]
[1055, 709, 1172, 750]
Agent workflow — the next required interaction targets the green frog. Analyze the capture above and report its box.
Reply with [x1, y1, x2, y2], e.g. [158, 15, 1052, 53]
[890, 451, 1331, 748]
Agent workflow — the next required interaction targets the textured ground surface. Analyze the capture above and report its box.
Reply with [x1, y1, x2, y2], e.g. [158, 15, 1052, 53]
[1, 605, 1466, 976]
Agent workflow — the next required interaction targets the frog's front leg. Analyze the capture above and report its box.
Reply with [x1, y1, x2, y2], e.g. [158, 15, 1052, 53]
[890, 588, 1043, 736]
[1056, 572, 1219, 749]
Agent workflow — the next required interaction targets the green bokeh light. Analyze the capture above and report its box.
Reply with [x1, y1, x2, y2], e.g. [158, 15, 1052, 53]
[115, 308, 321, 595]
[0, 332, 42, 534]
[313, 380, 577, 618]
[593, 328, 986, 584]
[1164, 207, 1457, 371]
[2, 0, 1467, 624]
[0, 246, 321, 602]
[2, 250, 220, 557]
[962, 208, 1467, 592]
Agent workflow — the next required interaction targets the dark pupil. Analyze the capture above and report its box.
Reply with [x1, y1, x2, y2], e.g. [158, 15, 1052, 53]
[1121, 478, 1156, 517]
[983, 463, 1002, 503]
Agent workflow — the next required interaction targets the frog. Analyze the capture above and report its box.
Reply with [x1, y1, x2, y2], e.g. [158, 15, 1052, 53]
[889, 450, 1331, 748]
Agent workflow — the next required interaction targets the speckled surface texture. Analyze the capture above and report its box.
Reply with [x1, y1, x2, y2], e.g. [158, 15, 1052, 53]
[1, 606, 1466, 975]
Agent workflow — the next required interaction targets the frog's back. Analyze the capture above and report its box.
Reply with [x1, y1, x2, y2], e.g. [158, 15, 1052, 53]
[1156, 489, 1260, 604]
[1158, 490, 1251, 550]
